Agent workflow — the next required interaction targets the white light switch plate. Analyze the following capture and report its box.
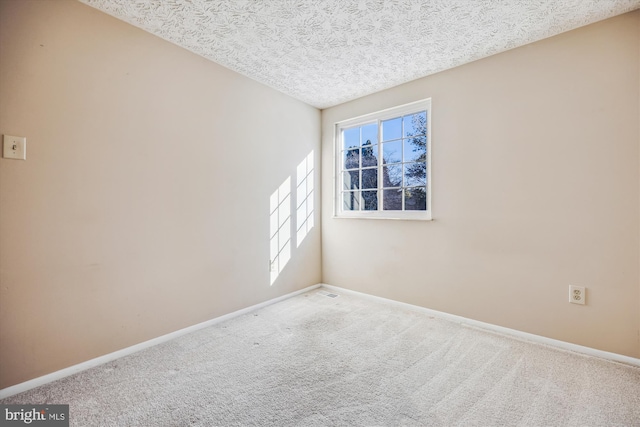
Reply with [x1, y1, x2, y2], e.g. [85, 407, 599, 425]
[3, 135, 26, 160]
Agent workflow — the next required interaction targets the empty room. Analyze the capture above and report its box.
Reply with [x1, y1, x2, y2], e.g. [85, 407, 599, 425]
[1, 0, 639, 425]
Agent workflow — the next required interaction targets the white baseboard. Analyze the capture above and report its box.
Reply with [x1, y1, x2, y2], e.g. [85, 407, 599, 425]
[320, 283, 640, 368]
[3, 282, 637, 399]
[0, 284, 321, 400]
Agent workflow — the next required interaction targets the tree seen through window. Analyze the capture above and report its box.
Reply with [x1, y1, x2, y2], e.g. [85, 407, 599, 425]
[341, 110, 427, 212]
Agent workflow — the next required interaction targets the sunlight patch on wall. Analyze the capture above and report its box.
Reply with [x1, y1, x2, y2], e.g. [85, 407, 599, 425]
[269, 177, 291, 285]
[296, 151, 314, 247]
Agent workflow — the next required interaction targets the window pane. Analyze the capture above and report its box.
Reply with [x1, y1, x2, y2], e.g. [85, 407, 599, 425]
[361, 190, 378, 210]
[405, 187, 427, 210]
[404, 162, 426, 186]
[382, 141, 401, 164]
[361, 168, 377, 189]
[336, 100, 430, 218]
[361, 123, 378, 145]
[343, 191, 360, 211]
[361, 143, 378, 168]
[343, 128, 360, 149]
[383, 189, 402, 210]
[382, 117, 402, 141]
[404, 111, 427, 137]
[403, 136, 426, 162]
[383, 164, 402, 188]
[344, 149, 359, 169]
[343, 171, 359, 190]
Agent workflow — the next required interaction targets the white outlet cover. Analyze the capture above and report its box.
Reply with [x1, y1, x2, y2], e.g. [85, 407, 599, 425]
[569, 285, 586, 305]
[3, 135, 26, 160]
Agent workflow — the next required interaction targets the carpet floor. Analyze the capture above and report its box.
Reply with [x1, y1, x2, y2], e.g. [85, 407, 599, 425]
[2, 288, 640, 426]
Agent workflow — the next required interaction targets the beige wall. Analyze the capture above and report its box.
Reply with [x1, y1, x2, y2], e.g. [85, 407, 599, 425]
[0, 0, 321, 388]
[322, 12, 640, 357]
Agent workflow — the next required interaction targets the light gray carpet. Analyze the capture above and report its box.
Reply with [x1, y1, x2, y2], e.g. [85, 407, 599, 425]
[2, 288, 640, 426]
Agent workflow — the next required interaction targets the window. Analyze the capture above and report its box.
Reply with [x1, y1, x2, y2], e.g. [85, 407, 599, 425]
[335, 99, 432, 220]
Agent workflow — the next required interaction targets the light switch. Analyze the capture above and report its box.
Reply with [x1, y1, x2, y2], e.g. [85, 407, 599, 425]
[3, 135, 26, 160]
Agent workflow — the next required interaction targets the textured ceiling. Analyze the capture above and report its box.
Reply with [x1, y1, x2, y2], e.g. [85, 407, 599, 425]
[80, 0, 640, 109]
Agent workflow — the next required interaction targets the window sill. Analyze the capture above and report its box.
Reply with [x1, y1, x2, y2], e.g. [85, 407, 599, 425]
[333, 212, 433, 221]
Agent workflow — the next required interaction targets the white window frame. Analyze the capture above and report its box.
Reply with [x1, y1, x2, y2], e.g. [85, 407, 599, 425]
[334, 99, 432, 220]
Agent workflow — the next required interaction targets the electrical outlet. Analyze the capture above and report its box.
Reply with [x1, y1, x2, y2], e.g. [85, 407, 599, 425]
[569, 285, 585, 305]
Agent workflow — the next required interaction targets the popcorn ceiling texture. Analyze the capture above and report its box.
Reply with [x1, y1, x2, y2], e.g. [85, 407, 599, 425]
[80, 0, 640, 108]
